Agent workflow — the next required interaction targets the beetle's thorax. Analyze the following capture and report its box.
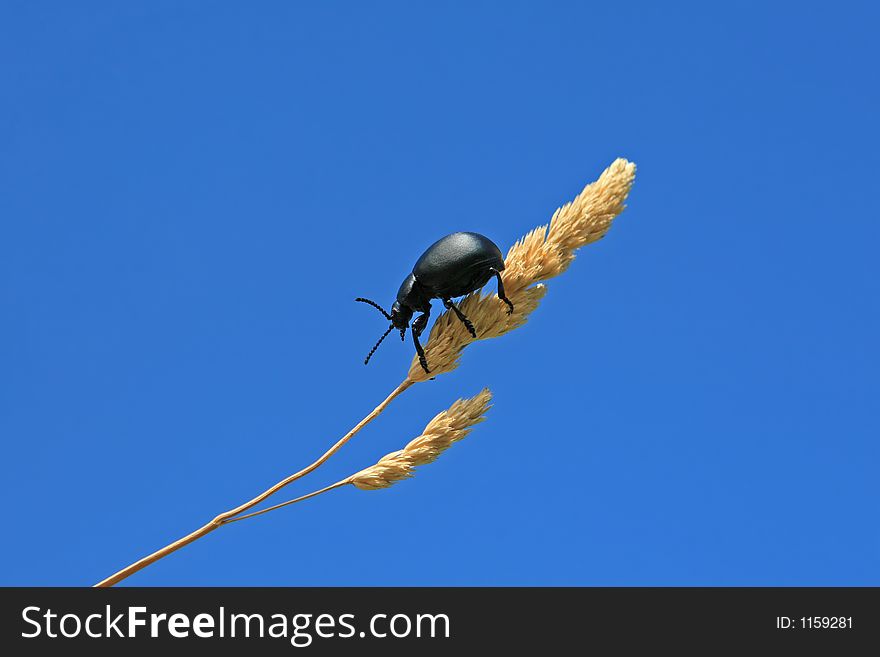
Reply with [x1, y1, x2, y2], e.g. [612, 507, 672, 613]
[395, 273, 432, 314]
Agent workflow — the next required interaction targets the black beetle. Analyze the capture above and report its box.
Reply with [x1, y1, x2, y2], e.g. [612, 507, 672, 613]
[356, 231, 514, 373]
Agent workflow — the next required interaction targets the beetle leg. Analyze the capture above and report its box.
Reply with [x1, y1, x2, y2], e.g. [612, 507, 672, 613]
[412, 309, 430, 337]
[489, 267, 514, 315]
[443, 299, 477, 338]
[412, 311, 431, 373]
[412, 331, 429, 373]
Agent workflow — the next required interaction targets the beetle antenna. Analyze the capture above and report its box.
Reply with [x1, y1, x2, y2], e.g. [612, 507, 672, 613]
[355, 297, 392, 320]
[364, 324, 395, 365]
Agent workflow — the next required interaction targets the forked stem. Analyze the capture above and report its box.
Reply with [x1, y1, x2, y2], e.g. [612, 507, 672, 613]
[221, 480, 351, 524]
[95, 379, 412, 587]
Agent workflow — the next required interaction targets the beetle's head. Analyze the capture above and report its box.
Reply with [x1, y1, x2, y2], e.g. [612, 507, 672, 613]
[390, 301, 413, 332]
[355, 297, 410, 365]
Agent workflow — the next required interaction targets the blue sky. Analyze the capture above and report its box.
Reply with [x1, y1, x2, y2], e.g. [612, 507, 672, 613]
[1, 2, 877, 586]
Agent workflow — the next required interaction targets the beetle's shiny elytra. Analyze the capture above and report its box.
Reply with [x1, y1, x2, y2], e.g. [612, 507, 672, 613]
[356, 232, 514, 373]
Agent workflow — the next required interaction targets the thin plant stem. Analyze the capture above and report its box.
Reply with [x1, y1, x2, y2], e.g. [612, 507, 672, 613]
[94, 379, 412, 587]
[221, 480, 351, 524]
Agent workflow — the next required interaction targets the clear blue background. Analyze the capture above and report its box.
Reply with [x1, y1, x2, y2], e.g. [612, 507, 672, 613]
[1, 1, 877, 586]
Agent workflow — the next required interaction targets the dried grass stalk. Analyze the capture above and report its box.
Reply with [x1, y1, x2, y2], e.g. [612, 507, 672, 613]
[406, 157, 636, 382]
[95, 381, 411, 587]
[96, 159, 635, 586]
[225, 390, 492, 523]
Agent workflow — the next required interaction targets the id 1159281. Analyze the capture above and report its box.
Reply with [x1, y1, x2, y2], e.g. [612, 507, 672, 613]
[776, 617, 853, 630]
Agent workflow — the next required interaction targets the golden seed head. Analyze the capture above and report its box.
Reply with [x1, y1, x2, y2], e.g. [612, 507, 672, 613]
[406, 158, 636, 382]
[349, 389, 493, 490]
